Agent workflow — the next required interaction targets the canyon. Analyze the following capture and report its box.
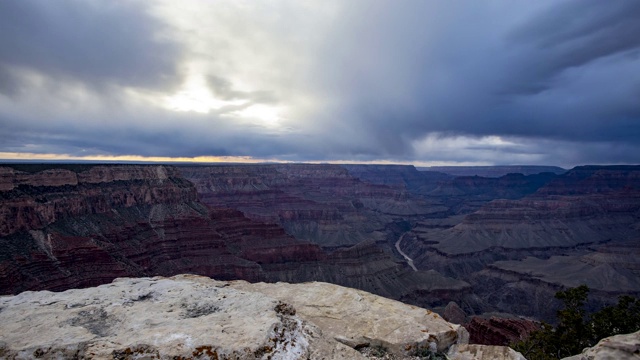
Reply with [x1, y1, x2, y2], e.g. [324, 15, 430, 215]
[0, 162, 639, 350]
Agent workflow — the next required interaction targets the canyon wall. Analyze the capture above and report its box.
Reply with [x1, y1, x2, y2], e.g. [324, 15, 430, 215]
[0, 164, 324, 294]
[2, 163, 639, 345]
[402, 165, 640, 322]
[180, 164, 474, 307]
[180, 164, 442, 247]
[423, 165, 566, 177]
[0, 164, 470, 313]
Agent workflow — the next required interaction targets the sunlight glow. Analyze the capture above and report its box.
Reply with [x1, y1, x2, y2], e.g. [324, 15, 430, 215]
[163, 75, 243, 113]
[0, 152, 268, 163]
[225, 104, 283, 127]
[0, 152, 492, 167]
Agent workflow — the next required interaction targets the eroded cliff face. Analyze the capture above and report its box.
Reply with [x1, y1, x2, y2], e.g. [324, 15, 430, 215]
[0, 165, 325, 294]
[0, 164, 470, 314]
[465, 316, 541, 346]
[0, 165, 196, 237]
[2, 163, 639, 343]
[424, 165, 566, 178]
[179, 164, 475, 309]
[180, 164, 441, 247]
[402, 165, 640, 322]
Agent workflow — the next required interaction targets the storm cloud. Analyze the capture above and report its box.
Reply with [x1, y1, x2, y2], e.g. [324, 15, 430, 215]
[0, 0, 638, 167]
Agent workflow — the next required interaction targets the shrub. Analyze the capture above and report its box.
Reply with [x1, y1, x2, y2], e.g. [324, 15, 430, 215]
[513, 285, 640, 359]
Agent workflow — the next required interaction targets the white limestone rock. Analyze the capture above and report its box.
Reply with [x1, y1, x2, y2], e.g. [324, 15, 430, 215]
[0, 275, 486, 359]
[0, 275, 362, 359]
[228, 280, 469, 356]
[447, 344, 526, 360]
[562, 330, 640, 360]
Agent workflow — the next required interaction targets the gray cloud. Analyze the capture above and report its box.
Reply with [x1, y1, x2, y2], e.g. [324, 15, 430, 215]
[207, 76, 277, 104]
[0, 1, 638, 166]
[302, 1, 640, 156]
[507, 0, 640, 94]
[0, 0, 181, 91]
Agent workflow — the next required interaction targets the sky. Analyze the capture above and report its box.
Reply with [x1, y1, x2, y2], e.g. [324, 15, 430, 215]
[0, 0, 639, 168]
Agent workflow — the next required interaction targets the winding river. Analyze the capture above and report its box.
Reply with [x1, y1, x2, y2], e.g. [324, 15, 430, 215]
[395, 233, 417, 272]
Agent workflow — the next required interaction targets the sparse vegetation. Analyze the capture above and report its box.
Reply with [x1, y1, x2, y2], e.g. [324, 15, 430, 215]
[358, 344, 446, 360]
[357, 343, 394, 359]
[411, 347, 447, 359]
[513, 285, 640, 359]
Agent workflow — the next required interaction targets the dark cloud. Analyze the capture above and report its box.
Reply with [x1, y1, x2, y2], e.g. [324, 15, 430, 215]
[0, 67, 23, 97]
[0, 1, 638, 166]
[0, 0, 181, 90]
[304, 0, 640, 160]
[507, 0, 640, 94]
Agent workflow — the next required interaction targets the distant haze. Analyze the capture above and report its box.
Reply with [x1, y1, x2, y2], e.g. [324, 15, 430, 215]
[1, 1, 639, 167]
[423, 166, 567, 178]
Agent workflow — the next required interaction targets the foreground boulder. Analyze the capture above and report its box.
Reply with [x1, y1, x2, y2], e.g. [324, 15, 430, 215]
[447, 344, 526, 360]
[227, 280, 469, 354]
[0, 275, 473, 359]
[562, 330, 640, 360]
[0, 275, 359, 359]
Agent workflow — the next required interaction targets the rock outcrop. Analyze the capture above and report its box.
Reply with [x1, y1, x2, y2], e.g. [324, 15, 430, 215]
[227, 279, 469, 355]
[0, 275, 481, 359]
[403, 165, 640, 321]
[179, 164, 440, 247]
[342, 164, 452, 195]
[178, 164, 477, 311]
[3, 162, 640, 333]
[0, 164, 326, 295]
[423, 165, 566, 178]
[562, 330, 640, 360]
[447, 344, 526, 360]
[443, 301, 467, 325]
[0, 164, 472, 316]
[465, 316, 540, 346]
[0, 164, 197, 237]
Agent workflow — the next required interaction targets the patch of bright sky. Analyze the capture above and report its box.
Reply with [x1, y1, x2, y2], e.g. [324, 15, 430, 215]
[147, 1, 336, 129]
[223, 104, 285, 128]
[411, 133, 545, 165]
[0, 151, 493, 167]
[163, 73, 244, 113]
[412, 134, 518, 153]
[0, 152, 270, 164]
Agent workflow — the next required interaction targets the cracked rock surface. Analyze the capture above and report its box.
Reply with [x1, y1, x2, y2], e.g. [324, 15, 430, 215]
[562, 330, 640, 360]
[0, 275, 358, 359]
[228, 280, 469, 356]
[0, 275, 525, 359]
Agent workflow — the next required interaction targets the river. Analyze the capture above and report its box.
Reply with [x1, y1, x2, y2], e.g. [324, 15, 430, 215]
[394, 233, 417, 272]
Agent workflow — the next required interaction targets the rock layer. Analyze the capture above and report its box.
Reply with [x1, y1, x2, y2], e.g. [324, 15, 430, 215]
[0, 165, 326, 295]
[423, 165, 565, 178]
[0, 164, 196, 237]
[404, 165, 640, 321]
[0, 275, 476, 359]
[0, 164, 470, 316]
[465, 316, 540, 346]
[179, 164, 438, 247]
[2, 163, 640, 331]
[562, 330, 640, 360]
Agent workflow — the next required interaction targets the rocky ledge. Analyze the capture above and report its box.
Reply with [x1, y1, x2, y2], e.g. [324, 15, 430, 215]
[0, 275, 525, 359]
[562, 330, 640, 360]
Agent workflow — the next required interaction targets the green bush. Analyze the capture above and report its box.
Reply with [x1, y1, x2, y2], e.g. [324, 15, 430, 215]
[513, 285, 640, 359]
